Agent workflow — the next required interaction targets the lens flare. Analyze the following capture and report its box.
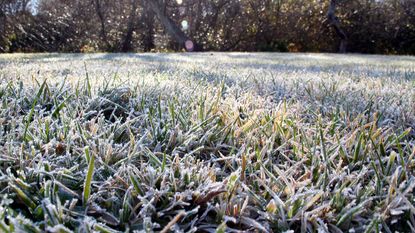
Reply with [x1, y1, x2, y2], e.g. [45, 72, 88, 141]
[185, 40, 194, 52]
[181, 20, 189, 30]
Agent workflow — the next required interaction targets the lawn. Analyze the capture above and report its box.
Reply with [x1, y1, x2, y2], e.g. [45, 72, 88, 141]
[0, 53, 414, 232]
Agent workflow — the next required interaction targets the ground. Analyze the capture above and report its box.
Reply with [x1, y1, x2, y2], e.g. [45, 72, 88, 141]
[0, 53, 414, 232]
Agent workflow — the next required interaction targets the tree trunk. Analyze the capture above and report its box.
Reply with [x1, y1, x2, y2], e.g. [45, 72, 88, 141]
[144, 0, 197, 51]
[327, 0, 347, 53]
[120, 0, 139, 52]
[0, 15, 5, 52]
[141, 0, 155, 52]
[94, 0, 110, 50]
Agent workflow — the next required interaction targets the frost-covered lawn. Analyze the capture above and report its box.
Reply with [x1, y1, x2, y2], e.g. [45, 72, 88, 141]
[0, 53, 414, 232]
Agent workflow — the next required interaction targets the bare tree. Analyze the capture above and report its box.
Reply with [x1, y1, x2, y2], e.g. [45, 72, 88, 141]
[327, 0, 347, 53]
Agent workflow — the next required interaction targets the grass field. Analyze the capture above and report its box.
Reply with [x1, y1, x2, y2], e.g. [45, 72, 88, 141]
[0, 53, 414, 233]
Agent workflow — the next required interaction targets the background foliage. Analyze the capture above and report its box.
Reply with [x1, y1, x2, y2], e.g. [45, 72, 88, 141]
[0, 0, 414, 54]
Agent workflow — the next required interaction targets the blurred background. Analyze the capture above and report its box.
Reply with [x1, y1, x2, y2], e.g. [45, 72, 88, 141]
[0, 0, 414, 54]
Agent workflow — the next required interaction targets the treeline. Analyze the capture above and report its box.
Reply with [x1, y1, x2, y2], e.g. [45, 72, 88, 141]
[1, 0, 414, 54]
